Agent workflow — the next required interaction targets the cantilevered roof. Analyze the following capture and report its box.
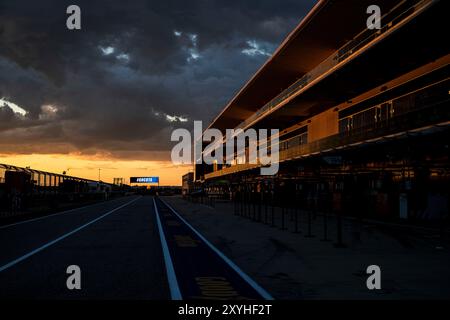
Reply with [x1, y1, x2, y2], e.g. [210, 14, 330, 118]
[207, 0, 407, 131]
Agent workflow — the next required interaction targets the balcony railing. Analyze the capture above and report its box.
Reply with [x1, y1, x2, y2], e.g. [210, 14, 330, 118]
[205, 92, 450, 180]
[234, 0, 432, 131]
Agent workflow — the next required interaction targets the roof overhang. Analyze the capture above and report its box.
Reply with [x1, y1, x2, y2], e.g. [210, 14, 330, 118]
[207, 0, 410, 131]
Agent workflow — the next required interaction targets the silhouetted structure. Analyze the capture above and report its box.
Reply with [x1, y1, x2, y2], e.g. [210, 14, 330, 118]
[196, 0, 449, 223]
[0, 163, 127, 220]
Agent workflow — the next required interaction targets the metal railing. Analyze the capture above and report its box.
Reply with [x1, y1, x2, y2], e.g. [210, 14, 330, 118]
[279, 100, 449, 162]
[205, 95, 450, 180]
[205, 163, 261, 179]
[235, 0, 432, 131]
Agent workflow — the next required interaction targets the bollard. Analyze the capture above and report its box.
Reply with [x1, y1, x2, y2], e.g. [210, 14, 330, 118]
[258, 195, 262, 222]
[247, 192, 251, 220]
[294, 206, 300, 233]
[247, 192, 251, 219]
[436, 211, 445, 250]
[264, 196, 268, 224]
[334, 211, 346, 248]
[271, 201, 275, 227]
[244, 192, 248, 218]
[305, 209, 314, 238]
[243, 192, 247, 218]
[252, 194, 257, 221]
[320, 210, 330, 241]
[281, 206, 286, 230]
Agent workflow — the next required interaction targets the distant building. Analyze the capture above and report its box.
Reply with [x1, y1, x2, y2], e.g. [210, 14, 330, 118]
[113, 178, 124, 186]
[182, 172, 194, 196]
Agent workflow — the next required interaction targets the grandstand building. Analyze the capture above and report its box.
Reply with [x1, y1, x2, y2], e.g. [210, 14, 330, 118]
[196, 0, 449, 221]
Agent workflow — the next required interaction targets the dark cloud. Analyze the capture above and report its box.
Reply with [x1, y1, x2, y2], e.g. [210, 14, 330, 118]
[0, 0, 316, 159]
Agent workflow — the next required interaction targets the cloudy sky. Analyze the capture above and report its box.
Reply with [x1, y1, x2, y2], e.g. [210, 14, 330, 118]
[0, 0, 315, 184]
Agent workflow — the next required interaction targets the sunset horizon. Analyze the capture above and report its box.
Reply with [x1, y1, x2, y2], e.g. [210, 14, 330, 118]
[0, 153, 190, 185]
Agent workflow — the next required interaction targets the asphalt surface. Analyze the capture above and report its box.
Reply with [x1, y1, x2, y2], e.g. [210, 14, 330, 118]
[0, 196, 170, 299]
[154, 197, 272, 300]
[0, 195, 272, 300]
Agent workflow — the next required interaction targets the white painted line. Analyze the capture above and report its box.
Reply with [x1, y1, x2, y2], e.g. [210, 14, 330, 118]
[158, 197, 274, 300]
[0, 197, 126, 230]
[0, 196, 142, 273]
[153, 198, 182, 300]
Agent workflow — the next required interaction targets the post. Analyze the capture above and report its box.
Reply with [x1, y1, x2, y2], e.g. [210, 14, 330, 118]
[281, 205, 286, 230]
[258, 192, 262, 222]
[321, 210, 330, 242]
[334, 210, 346, 247]
[264, 192, 268, 224]
[436, 210, 445, 250]
[240, 191, 244, 216]
[305, 208, 314, 238]
[252, 191, 256, 221]
[294, 205, 300, 233]
[271, 192, 275, 227]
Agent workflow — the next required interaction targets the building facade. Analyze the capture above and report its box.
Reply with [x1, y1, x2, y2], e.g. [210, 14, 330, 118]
[197, 0, 449, 221]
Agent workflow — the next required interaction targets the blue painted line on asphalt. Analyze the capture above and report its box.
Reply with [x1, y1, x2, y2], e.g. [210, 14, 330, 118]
[0, 196, 141, 273]
[153, 198, 182, 300]
[158, 197, 274, 300]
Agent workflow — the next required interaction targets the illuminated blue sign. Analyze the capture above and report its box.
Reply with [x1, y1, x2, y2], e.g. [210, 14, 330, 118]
[130, 177, 159, 183]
